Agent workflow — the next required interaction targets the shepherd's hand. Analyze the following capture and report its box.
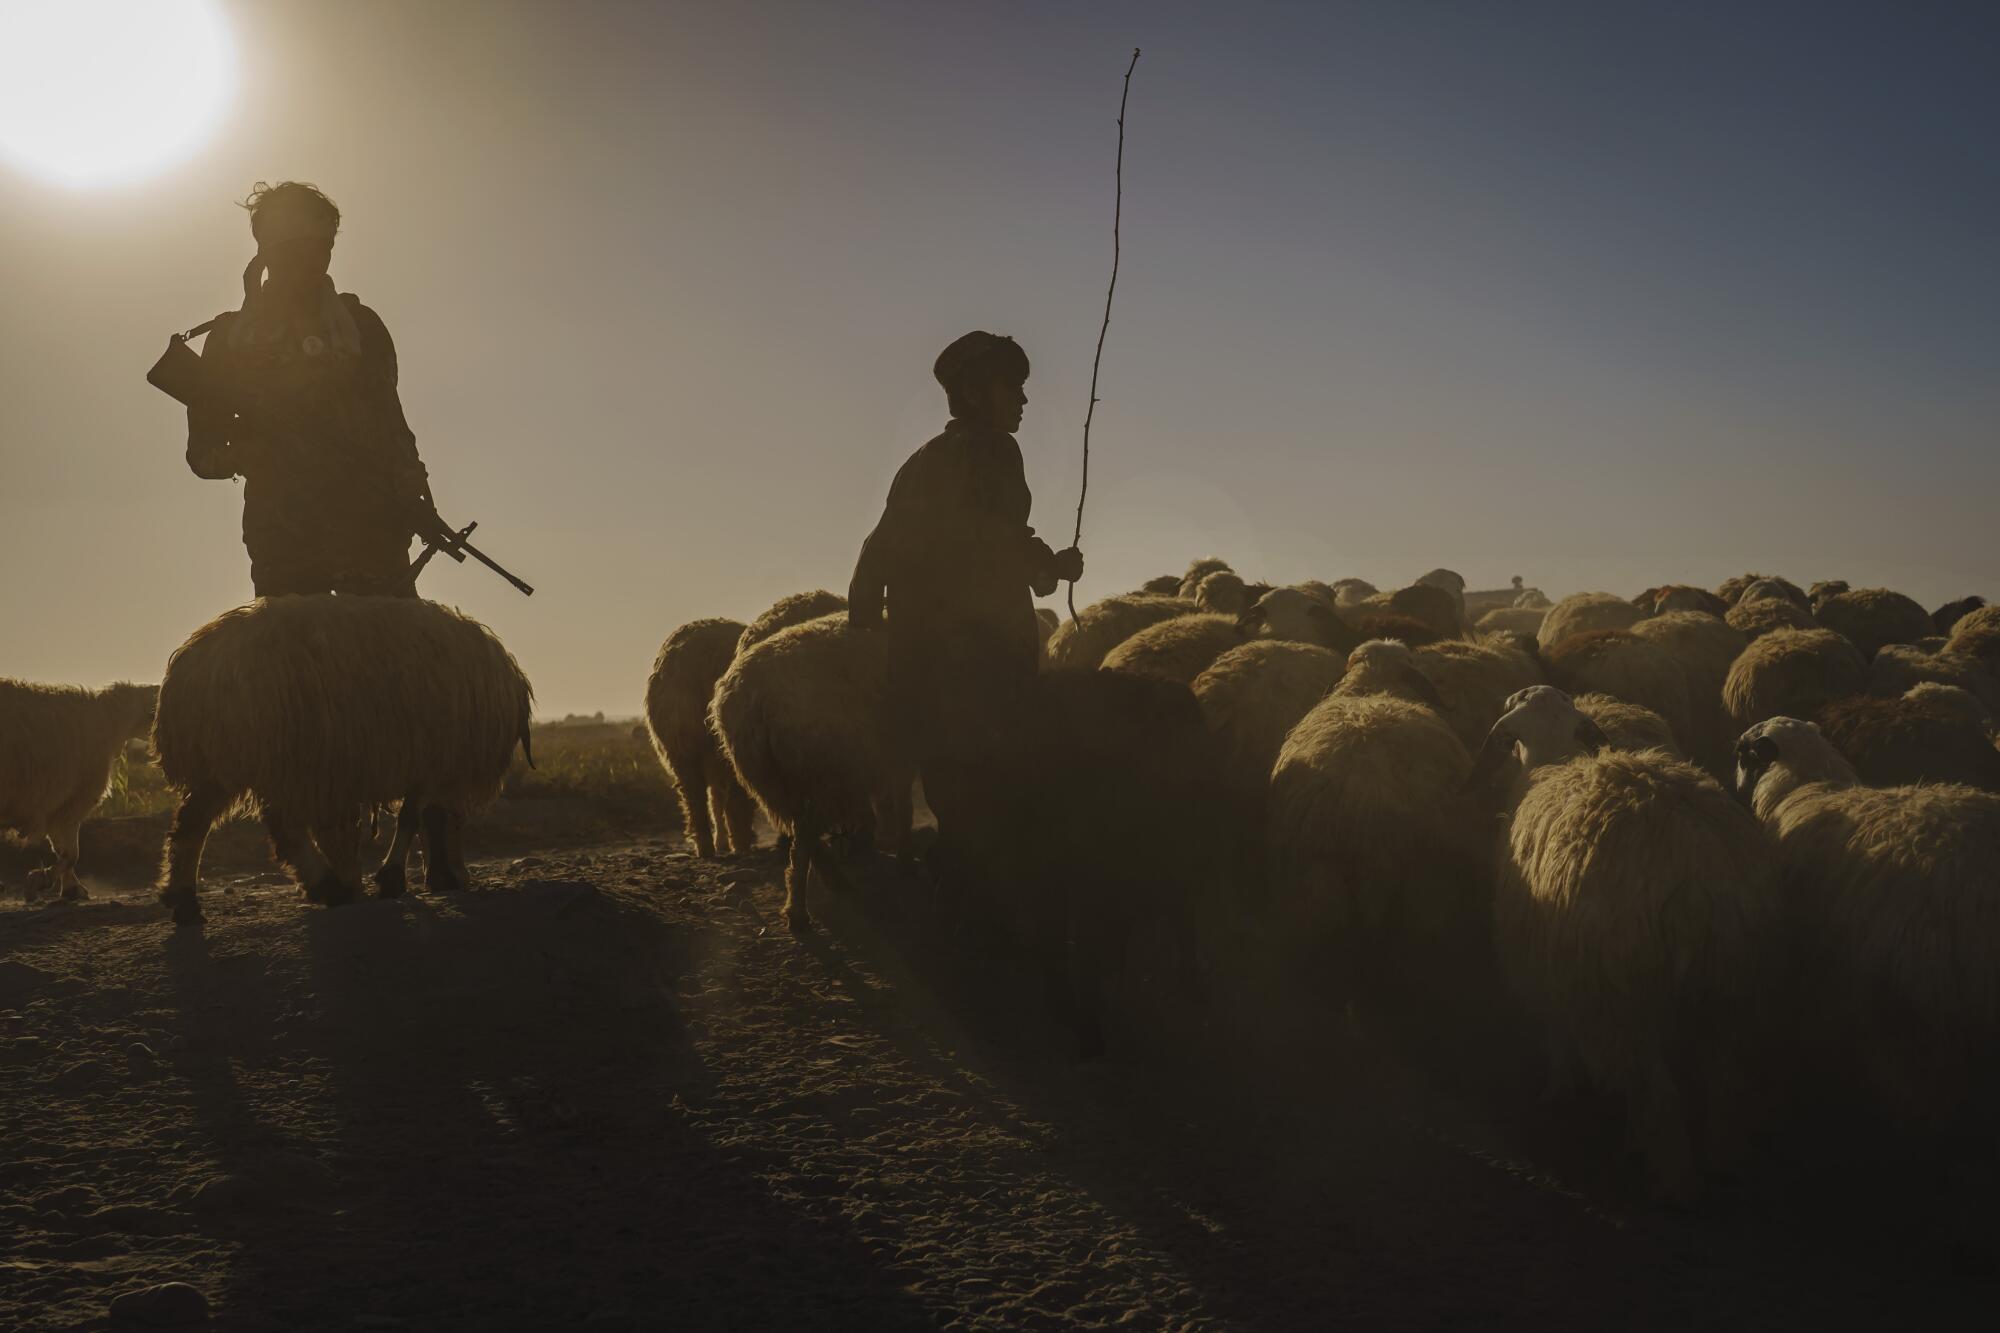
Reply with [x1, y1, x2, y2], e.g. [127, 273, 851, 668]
[1054, 547, 1085, 583]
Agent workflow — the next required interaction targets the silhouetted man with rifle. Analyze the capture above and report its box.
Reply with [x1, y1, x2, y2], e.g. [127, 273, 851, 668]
[155, 181, 529, 598]
[849, 331, 1082, 859]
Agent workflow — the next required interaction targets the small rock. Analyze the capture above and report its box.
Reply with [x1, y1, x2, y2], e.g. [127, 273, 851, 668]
[509, 855, 549, 872]
[109, 1280, 209, 1325]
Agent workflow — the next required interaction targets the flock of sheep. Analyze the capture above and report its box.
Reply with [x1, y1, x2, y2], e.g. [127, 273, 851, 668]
[646, 563, 2000, 1201]
[4, 562, 1998, 1204]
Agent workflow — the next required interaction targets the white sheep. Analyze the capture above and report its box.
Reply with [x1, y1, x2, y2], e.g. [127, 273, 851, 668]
[1734, 717, 2000, 1131]
[1536, 592, 1642, 651]
[738, 589, 848, 656]
[1103, 589, 1357, 687]
[709, 614, 913, 933]
[1266, 650, 1481, 1004]
[1722, 627, 1868, 731]
[0, 679, 158, 900]
[1471, 686, 1781, 1202]
[644, 617, 757, 858]
[1043, 593, 1196, 670]
[153, 596, 534, 926]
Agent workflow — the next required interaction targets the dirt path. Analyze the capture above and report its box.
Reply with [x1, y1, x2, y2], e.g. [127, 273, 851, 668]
[1, 838, 1990, 1329]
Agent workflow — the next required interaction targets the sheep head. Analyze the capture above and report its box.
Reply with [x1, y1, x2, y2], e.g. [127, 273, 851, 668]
[1732, 715, 1858, 818]
[1466, 685, 1608, 796]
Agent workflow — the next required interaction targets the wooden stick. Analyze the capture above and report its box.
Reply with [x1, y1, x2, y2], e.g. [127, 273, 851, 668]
[1067, 47, 1140, 622]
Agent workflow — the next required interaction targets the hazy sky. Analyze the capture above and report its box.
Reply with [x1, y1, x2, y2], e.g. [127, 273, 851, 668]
[2, 1, 1995, 715]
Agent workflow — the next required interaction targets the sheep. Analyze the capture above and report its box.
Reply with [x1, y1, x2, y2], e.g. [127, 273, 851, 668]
[1408, 633, 1545, 752]
[1330, 577, 1378, 606]
[1476, 605, 1547, 637]
[1102, 591, 1357, 687]
[1341, 608, 1449, 647]
[1902, 680, 1990, 726]
[1034, 606, 1061, 657]
[1266, 650, 1481, 1005]
[1192, 640, 1346, 820]
[1634, 584, 1730, 618]
[1574, 692, 1682, 756]
[1537, 592, 1642, 651]
[1364, 582, 1463, 639]
[643, 618, 757, 858]
[1737, 577, 1812, 611]
[1471, 686, 1781, 1202]
[1136, 574, 1184, 596]
[1193, 569, 1250, 616]
[154, 596, 533, 927]
[1415, 568, 1469, 624]
[1945, 605, 2000, 677]
[1514, 586, 1552, 610]
[1807, 579, 1850, 612]
[1043, 593, 1195, 670]
[1631, 610, 1748, 777]
[1716, 572, 1808, 608]
[1294, 579, 1340, 606]
[1810, 588, 1934, 660]
[1329, 639, 1450, 709]
[1811, 691, 2000, 792]
[1725, 595, 1817, 640]
[1722, 627, 1869, 731]
[1543, 630, 1693, 755]
[1, 679, 158, 901]
[1734, 717, 2000, 1132]
[1932, 595, 1985, 636]
[1177, 556, 1233, 599]
[709, 614, 913, 933]
[738, 589, 848, 656]
[1866, 643, 2000, 717]
[951, 668, 1230, 1056]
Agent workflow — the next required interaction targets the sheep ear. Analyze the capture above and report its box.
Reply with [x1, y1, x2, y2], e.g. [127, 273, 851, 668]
[1464, 722, 1517, 794]
[1574, 716, 1610, 755]
[1398, 666, 1449, 713]
[1236, 605, 1266, 634]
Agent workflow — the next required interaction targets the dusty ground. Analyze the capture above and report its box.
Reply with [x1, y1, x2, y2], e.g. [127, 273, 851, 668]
[3, 825, 1995, 1330]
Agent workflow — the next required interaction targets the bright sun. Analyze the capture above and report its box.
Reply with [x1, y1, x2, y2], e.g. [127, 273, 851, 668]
[0, 0, 235, 187]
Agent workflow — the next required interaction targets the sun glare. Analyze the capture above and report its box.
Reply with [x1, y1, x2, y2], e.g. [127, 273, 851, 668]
[0, 0, 235, 187]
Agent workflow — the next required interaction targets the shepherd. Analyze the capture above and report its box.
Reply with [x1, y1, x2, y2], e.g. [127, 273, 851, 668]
[848, 332, 1084, 859]
[179, 181, 439, 598]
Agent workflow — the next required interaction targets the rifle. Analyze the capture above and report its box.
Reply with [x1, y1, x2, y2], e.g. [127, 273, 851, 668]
[149, 322, 534, 597]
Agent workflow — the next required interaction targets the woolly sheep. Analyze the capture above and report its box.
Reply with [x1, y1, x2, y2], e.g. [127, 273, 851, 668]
[1136, 574, 1184, 596]
[1476, 606, 1547, 637]
[1574, 692, 1682, 757]
[1266, 651, 1480, 1003]
[1631, 610, 1747, 773]
[1330, 639, 1451, 710]
[1737, 577, 1811, 611]
[1807, 579, 1850, 611]
[1735, 718, 2000, 1130]
[1722, 628, 1868, 731]
[1044, 594, 1195, 670]
[1366, 583, 1463, 639]
[1035, 606, 1061, 652]
[1194, 569, 1250, 616]
[1634, 584, 1730, 618]
[1177, 556, 1233, 599]
[1537, 592, 1641, 651]
[1866, 644, 2000, 717]
[1472, 686, 1781, 1201]
[0, 679, 158, 900]
[1192, 641, 1345, 820]
[1812, 691, 2000, 792]
[1103, 593, 1356, 687]
[709, 614, 913, 933]
[1811, 588, 1934, 660]
[1408, 633, 1545, 752]
[738, 589, 848, 656]
[1543, 630, 1693, 755]
[1330, 577, 1378, 606]
[1716, 572, 1808, 608]
[1932, 595, 1985, 636]
[154, 597, 533, 926]
[1725, 595, 1817, 640]
[644, 618, 757, 859]
[1944, 606, 2000, 677]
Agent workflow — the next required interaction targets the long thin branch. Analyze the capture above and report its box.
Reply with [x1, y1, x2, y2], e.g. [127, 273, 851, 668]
[1068, 47, 1140, 622]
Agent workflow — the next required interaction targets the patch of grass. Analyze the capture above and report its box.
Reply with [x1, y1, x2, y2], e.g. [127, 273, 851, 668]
[503, 718, 675, 822]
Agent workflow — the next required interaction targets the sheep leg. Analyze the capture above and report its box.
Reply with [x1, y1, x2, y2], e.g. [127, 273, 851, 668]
[675, 748, 717, 858]
[783, 813, 819, 934]
[374, 797, 421, 898]
[265, 809, 347, 905]
[159, 785, 228, 927]
[421, 806, 466, 893]
[51, 820, 87, 901]
[707, 781, 733, 858]
[721, 775, 757, 855]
